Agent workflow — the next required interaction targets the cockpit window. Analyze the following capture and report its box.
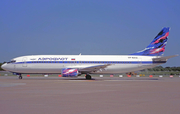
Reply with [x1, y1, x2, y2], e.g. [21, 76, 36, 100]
[7, 60, 16, 64]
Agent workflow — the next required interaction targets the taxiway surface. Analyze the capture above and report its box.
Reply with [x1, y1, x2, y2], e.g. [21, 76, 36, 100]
[0, 76, 180, 114]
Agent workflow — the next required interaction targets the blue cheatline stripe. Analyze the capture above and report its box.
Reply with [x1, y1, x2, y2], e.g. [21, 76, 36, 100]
[14, 61, 166, 64]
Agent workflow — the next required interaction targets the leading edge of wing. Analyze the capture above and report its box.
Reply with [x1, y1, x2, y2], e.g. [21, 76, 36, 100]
[79, 64, 111, 73]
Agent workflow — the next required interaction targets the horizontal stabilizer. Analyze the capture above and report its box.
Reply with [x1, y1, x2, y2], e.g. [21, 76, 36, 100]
[153, 55, 178, 61]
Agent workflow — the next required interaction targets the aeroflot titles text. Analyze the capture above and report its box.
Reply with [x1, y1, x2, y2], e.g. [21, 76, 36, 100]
[38, 57, 68, 61]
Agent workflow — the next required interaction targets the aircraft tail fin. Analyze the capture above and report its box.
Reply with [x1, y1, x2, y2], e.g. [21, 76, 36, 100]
[131, 27, 170, 56]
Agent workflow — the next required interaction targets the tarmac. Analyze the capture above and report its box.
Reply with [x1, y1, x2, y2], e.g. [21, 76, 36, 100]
[0, 76, 180, 114]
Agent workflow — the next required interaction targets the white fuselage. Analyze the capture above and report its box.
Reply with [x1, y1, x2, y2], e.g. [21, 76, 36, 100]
[2, 55, 165, 74]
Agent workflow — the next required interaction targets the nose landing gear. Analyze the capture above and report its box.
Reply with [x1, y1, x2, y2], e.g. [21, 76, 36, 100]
[18, 74, 22, 79]
[13, 73, 23, 79]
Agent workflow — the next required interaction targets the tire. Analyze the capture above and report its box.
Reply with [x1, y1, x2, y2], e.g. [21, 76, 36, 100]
[86, 75, 91, 80]
[19, 76, 22, 79]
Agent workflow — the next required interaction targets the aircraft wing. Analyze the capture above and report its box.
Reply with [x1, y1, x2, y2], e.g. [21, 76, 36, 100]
[79, 64, 111, 73]
[153, 55, 178, 61]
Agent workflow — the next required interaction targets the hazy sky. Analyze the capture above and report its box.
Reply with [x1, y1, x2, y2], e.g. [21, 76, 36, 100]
[1, 0, 180, 67]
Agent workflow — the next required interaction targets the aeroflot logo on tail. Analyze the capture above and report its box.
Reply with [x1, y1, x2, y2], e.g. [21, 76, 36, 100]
[38, 57, 68, 61]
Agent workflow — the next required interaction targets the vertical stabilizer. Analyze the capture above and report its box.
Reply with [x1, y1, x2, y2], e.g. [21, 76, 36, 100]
[131, 27, 170, 56]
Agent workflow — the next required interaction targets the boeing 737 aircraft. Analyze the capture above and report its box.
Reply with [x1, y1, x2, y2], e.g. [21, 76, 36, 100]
[1, 27, 178, 79]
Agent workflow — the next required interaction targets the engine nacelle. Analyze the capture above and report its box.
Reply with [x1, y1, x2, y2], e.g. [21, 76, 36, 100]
[13, 72, 21, 75]
[62, 68, 79, 77]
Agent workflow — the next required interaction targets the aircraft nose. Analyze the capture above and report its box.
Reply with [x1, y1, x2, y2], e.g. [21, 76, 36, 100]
[1, 63, 7, 71]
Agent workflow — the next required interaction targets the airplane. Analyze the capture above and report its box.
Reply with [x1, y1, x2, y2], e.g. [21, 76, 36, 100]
[1, 27, 178, 79]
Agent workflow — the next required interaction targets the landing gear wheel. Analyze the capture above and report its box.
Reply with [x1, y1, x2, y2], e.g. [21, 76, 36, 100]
[19, 75, 22, 79]
[86, 74, 92, 80]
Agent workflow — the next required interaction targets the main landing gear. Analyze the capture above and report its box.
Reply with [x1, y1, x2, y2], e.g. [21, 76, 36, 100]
[86, 74, 92, 80]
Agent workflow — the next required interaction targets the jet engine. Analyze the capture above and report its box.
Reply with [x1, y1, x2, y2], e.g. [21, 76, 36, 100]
[61, 68, 79, 77]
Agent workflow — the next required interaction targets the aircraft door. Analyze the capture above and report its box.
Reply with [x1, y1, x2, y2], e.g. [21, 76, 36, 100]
[22, 57, 27, 67]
